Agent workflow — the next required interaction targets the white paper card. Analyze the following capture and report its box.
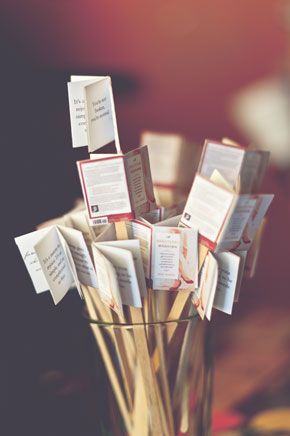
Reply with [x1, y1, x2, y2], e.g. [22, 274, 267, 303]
[77, 156, 132, 226]
[15, 228, 50, 294]
[92, 245, 123, 317]
[95, 244, 142, 307]
[67, 76, 105, 148]
[193, 252, 218, 320]
[57, 226, 98, 289]
[214, 252, 240, 314]
[180, 175, 234, 242]
[34, 227, 74, 304]
[98, 239, 147, 298]
[199, 141, 245, 188]
[84, 77, 120, 152]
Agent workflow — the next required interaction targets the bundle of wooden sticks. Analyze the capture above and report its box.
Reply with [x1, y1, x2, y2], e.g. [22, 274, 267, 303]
[82, 221, 211, 436]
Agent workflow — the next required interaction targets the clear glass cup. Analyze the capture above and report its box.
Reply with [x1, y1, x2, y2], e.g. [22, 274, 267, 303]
[85, 306, 212, 436]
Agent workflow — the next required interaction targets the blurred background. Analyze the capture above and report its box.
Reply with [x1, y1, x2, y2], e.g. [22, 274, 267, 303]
[1, 1, 290, 434]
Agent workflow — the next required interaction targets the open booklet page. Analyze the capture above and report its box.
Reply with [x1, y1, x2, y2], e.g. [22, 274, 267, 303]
[77, 156, 133, 226]
[92, 242, 142, 308]
[126, 215, 198, 291]
[198, 140, 245, 188]
[217, 196, 257, 248]
[193, 252, 218, 320]
[92, 246, 123, 317]
[55, 226, 97, 289]
[34, 227, 75, 304]
[96, 239, 147, 298]
[140, 131, 196, 189]
[67, 76, 106, 148]
[151, 226, 198, 291]
[77, 146, 156, 226]
[15, 228, 51, 294]
[126, 220, 152, 279]
[180, 174, 272, 252]
[237, 195, 273, 251]
[67, 75, 120, 152]
[198, 140, 269, 194]
[84, 77, 120, 153]
[239, 150, 269, 194]
[15, 225, 98, 304]
[213, 251, 241, 315]
[124, 145, 156, 216]
[180, 175, 235, 248]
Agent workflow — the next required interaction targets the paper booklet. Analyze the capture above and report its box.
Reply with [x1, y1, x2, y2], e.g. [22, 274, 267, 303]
[140, 131, 197, 190]
[39, 208, 110, 253]
[67, 75, 121, 153]
[126, 215, 198, 291]
[213, 251, 241, 315]
[179, 174, 274, 252]
[198, 139, 270, 194]
[193, 249, 248, 319]
[192, 252, 218, 321]
[15, 225, 97, 304]
[77, 145, 156, 226]
[91, 239, 146, 316]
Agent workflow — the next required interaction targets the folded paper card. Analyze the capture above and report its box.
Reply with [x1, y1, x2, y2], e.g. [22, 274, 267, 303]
[213, 251, 241, 315]
[180, 174, 273, 252]
[67, 75, 120, 152]
[198, 139, 270, 194]
[15, 226, 97, 304]
[140, 131, 197, 190]
[92, 239, 145, 316]
[77, 146, 156, 226]
[126, 215, 198, 291]
[192, 252, 218, 321]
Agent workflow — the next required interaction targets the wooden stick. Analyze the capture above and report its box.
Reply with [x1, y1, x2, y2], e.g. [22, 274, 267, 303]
[198, 243, 209, 272]
[115, 221, 166, 435]
[152, 290, 192, 372]
[82, 286, 133, 434]
[132, 366, 148, 436]
[86, 285, 136, 367]
[152, 242, 208, 372]
[130, 306, 167, 436]
[86, 286, 135, 412]
[179, 381, 189, 434]
[152, 292, 175, 436]
[173, 308, 198, 408]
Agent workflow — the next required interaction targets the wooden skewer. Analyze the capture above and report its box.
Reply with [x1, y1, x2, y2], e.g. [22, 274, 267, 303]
[115, 221, 166, 436]
[82, 285, 133, 434]
[179, 381, 190, 434]
[152, 292, 175, 436]
[152, 290, 192, 371]
[129, 306, 168, 436]
[152, 242, 209, 372]
[86, 286, 135, 412]
[131, 366, 148, 436]
[173, 308, 199, 408]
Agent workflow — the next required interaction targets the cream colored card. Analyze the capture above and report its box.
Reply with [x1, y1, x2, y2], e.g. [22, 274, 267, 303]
[84, 77, 121, 153]
[15, 228, 51, 294]
[34, 227, 75, 304]
[214, 252, 241, 315]
[193, 252, 218, 320]
[67, 76, 105, 148]
[93, 243, 142, 307]
[92, 245, 123, 317]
